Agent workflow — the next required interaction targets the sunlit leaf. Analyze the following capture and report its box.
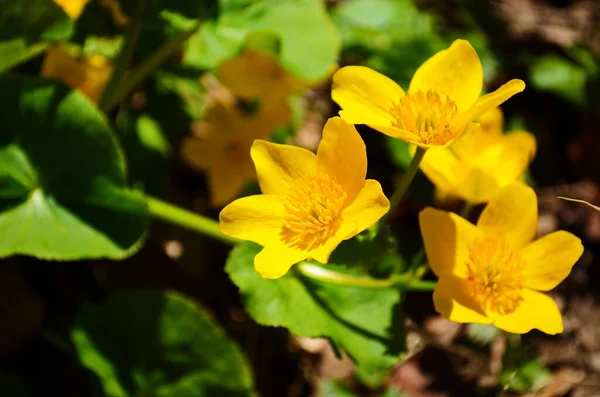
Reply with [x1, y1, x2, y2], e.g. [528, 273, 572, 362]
[530, 55, 588, 106]
[186, 0, 341, 81]
[72, 290, 256, 397]
[0, 76, 149, 260]
[226, 242, 403, 374]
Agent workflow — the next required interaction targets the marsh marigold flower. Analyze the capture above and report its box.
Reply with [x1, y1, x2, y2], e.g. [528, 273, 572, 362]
[331, 39, 525, 148]
[219, 117, 390, 279]
[418, 107, 536, 203]
[420, 183, 583, 334]
[41, 45, 112, 103]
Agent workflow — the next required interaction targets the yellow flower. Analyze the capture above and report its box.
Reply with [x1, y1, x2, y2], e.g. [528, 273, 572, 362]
[219, 117, 390, 279]
[181, 103, 282, 207]
[41, 45, 112, 103]
[218, 49, 300, 105]
[417, 107, 537, 203]
[419, 183, 583, 334]
[331, 39, 526, 148]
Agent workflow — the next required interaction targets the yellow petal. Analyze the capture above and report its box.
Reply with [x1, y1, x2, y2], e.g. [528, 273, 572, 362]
[180, 137, 211, 171]
[478, 107, 504, 136]
[367, 124, 430, 147]
[419, 208, 481, 278]
[207, 157, 252, 207]
[41, 46, 85, 89]
[419, 137, 502, 202]
[332, 66, 404, 126]
[493, 289, 563, 334]
[251, 140, 316, 196]
[450, 79, 525, 132]
[476, 182, 537, 250]
[54, 0, 90, 19]
[310, 179, 389, 264]
[219, 194, 286, 246]
[218, 50, 294, 100]
[316, 117, 367, 204]
[409, 39, 482, 112]
[340, 179, 390, 237]
[433, 274, 492, 324]
[488, 131, 536, 187]
[254, 243, 308, 279]
[41, 46, 111, 103]
[521, 231, 583, 291]
[426, 130, 536, 203]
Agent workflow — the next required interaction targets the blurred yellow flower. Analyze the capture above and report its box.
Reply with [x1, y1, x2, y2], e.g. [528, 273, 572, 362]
[417, 107, 537, 203]
[41, 45, 112, 103]
[420, 183, 583, 334]
[181, 103, 282, 207]
[331, 39, 525, 148]
[219, 117, 390, 279]
[183, 49, 335, 207]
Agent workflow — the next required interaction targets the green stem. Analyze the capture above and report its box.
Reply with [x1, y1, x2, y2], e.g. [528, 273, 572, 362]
[103, 21, 201, 112]
[296, 262, 437, 291]
[382, 147, 426, 224]
[98, 0, 145, 112]
[145, 195, 238, 245]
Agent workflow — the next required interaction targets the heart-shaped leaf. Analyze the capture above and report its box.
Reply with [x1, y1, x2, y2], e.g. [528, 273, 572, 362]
[0, 76, 149, 260]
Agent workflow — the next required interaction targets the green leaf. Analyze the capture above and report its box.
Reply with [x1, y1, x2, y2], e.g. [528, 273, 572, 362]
[0, 76, 149, 260]
[333, 0, 436, 51]
[501, 345, 552, 393]
[186, 0, 341, 81]
[530, 55, 588, 106]
[0, 39, 48, 75]
[0, 373, 30, 396]
[226, 242, 403, 373]
[318, 379, 357, 397]
[72, 290, 255, 397]
[0, 0, 73, 42]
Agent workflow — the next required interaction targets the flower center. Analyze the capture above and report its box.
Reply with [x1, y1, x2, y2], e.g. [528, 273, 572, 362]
[390, 90, 459, 145]
[280, 173, 347, 251]
[465, 237, 526, 315]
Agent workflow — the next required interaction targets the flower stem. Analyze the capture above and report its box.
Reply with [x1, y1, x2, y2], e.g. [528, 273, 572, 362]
[103, 21, 201, 112]
[383, 146, 427, 223]
[296, 262, 436, 291]
[145, 195, 238, 245]
[98, 0, 145, 112]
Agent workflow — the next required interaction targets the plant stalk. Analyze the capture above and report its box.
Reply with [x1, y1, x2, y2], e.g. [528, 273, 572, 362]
[145, 195, 238, 245]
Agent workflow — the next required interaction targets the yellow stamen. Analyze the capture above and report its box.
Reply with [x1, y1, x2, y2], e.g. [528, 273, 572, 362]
[281, 173, 347, 251]
[466, 237, 526, 315]
[390, 90, 458, 145]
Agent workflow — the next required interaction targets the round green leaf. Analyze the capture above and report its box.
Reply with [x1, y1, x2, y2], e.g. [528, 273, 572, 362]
[0, 76, 149, 260]
[72, 290, 255, 397]
[226, 242, 403, 373]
